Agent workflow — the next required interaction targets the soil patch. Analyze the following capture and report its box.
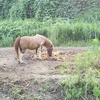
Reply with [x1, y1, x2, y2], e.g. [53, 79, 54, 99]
[0, 47, 88, 100]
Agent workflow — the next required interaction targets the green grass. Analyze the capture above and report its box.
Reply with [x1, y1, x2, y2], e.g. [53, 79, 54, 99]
[58, 40, 100, 100]
[0, 19, 100, 47]
[11, 87, 25, 100]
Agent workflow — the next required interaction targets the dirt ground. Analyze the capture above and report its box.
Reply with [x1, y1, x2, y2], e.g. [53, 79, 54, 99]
[0, 47, 88, 100]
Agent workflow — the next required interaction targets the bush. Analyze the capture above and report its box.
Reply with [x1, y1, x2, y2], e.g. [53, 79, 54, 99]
[0, 19, 100, 47]
[59, 42, 100, 100]
[0, 0, 100, 22]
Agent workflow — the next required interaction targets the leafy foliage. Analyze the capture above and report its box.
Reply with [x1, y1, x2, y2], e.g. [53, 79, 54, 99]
[59, 42, 100, 100]
[0, 0, 100, 22]
[0, 19, 100, 47]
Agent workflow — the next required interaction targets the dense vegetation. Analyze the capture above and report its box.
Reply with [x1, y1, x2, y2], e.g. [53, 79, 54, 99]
[0, 0, 100, 47]
[0, 19, 100, 46]
[0, 0, 100, 46]
[0, 0, 100, 21]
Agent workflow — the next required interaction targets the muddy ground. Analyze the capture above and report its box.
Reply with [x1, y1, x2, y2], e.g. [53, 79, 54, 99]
[0, 47, 88, 100]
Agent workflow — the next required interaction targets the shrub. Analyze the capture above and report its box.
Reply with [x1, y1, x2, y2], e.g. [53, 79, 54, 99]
[0, 19, 100, 47]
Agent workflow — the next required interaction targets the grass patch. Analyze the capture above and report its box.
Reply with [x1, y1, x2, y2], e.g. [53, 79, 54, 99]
[0, 19, 100, 47]
[58, 41, 100, 100]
